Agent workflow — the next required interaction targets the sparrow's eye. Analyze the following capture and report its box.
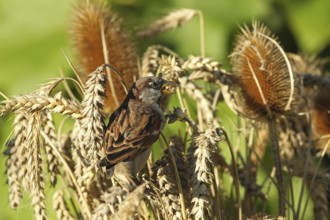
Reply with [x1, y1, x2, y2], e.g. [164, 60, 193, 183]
[150, 81, 159, 89]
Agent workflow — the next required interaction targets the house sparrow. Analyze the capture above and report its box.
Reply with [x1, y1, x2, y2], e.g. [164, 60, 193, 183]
[99, 76, 176, 188]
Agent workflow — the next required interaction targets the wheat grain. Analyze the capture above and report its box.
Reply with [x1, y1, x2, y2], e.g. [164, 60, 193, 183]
[25, 112, 47, 220]
[179, 77, 219, 128]
[188, 127, 221, 219]
[5, 139, 22, 209]
[183, 56, 220, 81]
[91, 186, 127, 219]
[42, 111, 60, 186]
[114, 184, 147, 220]
[158, 55, 183, 82]
[0, 92, 82, 119]
[53, 190, 75, 220]
[141, 45, 161, 77]
[80, 65, 106, 163]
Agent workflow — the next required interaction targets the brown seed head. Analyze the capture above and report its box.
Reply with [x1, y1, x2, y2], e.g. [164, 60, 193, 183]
[231, 21, 296, 118]
[71, 0, 138, 115]
[313, 91, 330, 152]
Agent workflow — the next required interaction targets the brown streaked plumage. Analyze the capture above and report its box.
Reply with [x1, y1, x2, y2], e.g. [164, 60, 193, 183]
[99, 76, 176, 186]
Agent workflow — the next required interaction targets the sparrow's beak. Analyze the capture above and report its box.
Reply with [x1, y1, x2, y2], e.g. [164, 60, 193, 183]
[161, 80, 177, 95]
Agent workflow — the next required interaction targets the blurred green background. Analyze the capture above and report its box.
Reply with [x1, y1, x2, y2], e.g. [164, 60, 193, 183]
[0, 0, 329, 219]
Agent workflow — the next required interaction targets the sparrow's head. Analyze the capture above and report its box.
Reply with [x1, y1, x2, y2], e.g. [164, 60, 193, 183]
[134, 77, 177, 104]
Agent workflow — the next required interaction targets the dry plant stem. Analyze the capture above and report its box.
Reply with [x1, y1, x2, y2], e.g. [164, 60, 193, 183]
[101, 22, 119, 106]
[212, 167, 222, 220]
[103, 64, 128, 94]
[0, 91, 9, 100]
[296, 100, 313, 220]
[58, 69, 82, 103]
[261, 168, 276, 213]
[161, 133, 188, 220]
[196, 10, 205, 58]
[61, 49, 85, 94]
[288, 178, 296, 218]
[40, 131, 92, 219]
[268, 115, 285, 217]
[222, 129, 242, 220]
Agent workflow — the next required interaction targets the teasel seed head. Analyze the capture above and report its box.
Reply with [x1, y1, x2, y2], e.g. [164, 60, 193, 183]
[312, 90, 330, 153]
[230, 21, 296, 118]
[71, 0, 138, 115]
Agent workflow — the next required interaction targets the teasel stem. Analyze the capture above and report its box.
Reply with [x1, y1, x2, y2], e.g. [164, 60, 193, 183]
[268, 114, 285, 217]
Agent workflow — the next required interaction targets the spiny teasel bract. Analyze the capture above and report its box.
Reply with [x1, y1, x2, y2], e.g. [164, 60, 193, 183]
[71, 0, 137, 114]
[230, 21, 296, 118]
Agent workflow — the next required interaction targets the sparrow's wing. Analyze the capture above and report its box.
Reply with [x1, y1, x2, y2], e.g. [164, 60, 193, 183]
[101, 103, 163, 167]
